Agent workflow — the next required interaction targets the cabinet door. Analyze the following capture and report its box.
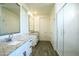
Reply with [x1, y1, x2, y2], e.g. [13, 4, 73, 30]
[9, 42, 28, 56]
[9, 47, 24, 56]
[9, 38, 32, 56]
[64, 4, 78, 56]
[57, 8, 64, 56]
[25, 39, 32, 56]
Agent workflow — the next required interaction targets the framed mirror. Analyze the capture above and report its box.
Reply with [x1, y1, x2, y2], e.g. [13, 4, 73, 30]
[0, 3, 20, 36]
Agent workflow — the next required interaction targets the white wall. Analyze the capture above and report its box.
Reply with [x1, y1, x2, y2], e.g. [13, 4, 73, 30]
[0, 5, 29, 41]
[29, 16, 34, 31]
[56, 8, 64, 56]
[20, 6, 29, 34]
[34, 16, 40, 32]
[50, 5, 57, 50]
[50, 4, 66, 55]
[55, 3, 65, 13]
[29, 15, 40, 32]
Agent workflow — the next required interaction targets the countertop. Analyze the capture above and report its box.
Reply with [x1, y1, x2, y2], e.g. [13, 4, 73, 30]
[0, 34, 30, 56]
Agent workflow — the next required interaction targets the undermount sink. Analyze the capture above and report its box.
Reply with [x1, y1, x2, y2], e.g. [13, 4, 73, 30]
[7, 41, 21, 45]
[0, 36, 24, 45]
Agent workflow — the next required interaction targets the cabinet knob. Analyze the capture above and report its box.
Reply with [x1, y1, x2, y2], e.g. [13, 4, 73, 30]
[29, 40, 32, 42]
[30, 46, 32, 48]
[23, 51, 26, 56]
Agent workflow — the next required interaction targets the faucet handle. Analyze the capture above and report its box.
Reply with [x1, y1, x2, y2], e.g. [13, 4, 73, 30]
[9, 33, 13, 38]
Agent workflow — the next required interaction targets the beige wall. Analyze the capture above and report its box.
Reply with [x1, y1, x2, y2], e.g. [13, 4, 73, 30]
[49, 5, 55, 47]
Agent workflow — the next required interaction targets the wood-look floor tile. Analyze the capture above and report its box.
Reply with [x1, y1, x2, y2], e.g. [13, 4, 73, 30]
[32, 41, 59, 56]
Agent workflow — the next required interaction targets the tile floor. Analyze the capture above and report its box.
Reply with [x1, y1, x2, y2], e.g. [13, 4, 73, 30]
[32, 41, 59, 56]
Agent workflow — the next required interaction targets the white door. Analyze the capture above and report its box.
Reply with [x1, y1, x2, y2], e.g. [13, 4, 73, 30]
[63, 4, 78, 56]
[57, 8, 64, 56]
[76, 4, 79, 55]
[39, 16, 50, 41]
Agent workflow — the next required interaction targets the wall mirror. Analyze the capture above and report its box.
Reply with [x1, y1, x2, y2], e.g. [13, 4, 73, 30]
[0, 3, 20, 36]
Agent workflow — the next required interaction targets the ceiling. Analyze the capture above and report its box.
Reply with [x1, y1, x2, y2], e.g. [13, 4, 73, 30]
[25, 3, 54, 16]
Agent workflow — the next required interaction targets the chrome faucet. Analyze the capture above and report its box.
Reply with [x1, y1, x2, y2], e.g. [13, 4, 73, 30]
[6, 34, 13, 42]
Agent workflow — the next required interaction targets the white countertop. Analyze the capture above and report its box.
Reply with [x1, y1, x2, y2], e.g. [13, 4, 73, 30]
[0, 34, 30, 56]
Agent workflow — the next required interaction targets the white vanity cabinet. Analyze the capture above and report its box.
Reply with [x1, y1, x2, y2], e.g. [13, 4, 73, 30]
[30, 33, 39, 47]
[9, 39, 32, 56]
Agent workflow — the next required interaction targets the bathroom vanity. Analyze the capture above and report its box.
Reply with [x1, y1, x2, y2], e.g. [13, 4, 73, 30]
[0, 34, 32, 56]
[0, 4, 32, 56]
